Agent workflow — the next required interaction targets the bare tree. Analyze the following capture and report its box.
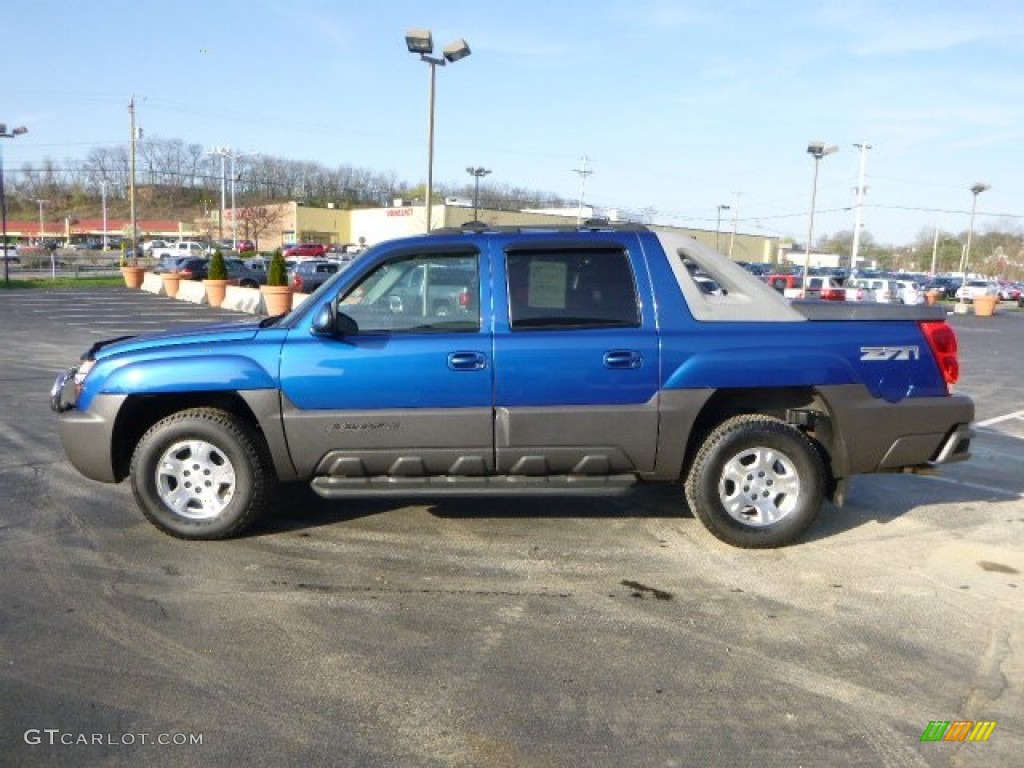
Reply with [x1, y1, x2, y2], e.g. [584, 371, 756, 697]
[236, 204, 284, 249]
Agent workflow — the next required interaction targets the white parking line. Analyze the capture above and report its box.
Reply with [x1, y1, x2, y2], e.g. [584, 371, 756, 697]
[924, 474, 1024, 499]
[978, 410, 1024, 427]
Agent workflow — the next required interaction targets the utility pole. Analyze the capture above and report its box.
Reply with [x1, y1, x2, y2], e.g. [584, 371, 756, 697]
[128, 97, 138, 262]
[930, 226, 939, 275]
[34, 199, 47, 244]
[101, 180, 109, 250]
[573, 155, 593, 225]
[850, 142, 871, 270]
[728, 192, 741, 259]
[207, 147, 230, 241]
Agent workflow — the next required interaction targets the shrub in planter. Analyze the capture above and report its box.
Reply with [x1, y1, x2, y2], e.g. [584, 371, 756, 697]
[204, 249, 230, 307]
[208, 249, 228, 280]
[267, 248, 287, 286]
[261, 248, 292, 316]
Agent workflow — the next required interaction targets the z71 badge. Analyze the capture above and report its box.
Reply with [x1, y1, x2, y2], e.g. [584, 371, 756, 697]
[860, 346, 920, 361]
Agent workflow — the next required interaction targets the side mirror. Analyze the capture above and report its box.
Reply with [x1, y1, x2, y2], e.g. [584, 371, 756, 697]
[312, 304, 359, 337]
[312, 305, 335, 335]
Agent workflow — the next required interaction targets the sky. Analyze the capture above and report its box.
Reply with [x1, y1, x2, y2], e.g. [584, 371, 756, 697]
[3, 0, 1024, 246]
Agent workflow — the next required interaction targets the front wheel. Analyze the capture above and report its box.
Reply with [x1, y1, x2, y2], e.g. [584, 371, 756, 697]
[684, 415, 825, 548]
[130, 408, 274, 539]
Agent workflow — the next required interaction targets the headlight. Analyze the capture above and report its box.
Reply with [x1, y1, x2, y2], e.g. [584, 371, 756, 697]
[74, 359, 95, 386]
[51, 360, 96, 413]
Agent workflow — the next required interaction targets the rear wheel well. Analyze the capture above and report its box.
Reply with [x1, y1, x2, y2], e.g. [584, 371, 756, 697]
[683, 387, 840, 496]
[111, 391, 263, 482]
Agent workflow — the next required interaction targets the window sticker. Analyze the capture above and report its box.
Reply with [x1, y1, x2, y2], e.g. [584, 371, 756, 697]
[528, 260, 567, 308]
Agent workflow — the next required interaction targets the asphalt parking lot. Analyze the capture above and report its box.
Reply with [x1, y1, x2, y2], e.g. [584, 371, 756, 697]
[1, 287, 1022, 767]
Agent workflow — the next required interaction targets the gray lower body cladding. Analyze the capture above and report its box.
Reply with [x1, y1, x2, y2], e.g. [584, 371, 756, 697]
[820, 384, 974, 476]
[57, 394, 127, 483]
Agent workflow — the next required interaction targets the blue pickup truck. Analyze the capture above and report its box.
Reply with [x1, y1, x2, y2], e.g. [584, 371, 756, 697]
[51, 223, 974, 548]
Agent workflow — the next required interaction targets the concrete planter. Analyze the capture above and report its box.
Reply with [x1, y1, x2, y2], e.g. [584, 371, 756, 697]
[121, 265, 146, 289]
[204, 279, 230, 308]
[160, 273, 182, 298]
[260, 285, 293, 316]
[973, 294, 999, 317]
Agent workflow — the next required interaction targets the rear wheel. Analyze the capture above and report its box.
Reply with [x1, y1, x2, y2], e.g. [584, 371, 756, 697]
[130, 408, 273, 539]
[685, 415, 825, 548]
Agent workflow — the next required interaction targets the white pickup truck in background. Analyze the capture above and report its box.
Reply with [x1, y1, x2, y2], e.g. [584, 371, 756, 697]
[782, 275, 866, 301]
[148, 240, 211, 260]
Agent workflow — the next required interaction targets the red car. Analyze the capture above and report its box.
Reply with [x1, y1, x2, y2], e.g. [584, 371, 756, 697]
[236, 239, 256, 253]
[283, 243, 326, 258]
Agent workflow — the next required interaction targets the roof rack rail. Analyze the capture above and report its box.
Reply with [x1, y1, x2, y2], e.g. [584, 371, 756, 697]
[428, 221, 650, 236]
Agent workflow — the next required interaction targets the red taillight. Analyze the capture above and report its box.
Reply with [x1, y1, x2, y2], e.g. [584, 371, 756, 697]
[919, 321, 959, 386]
[179, 269, 192, 278]
[458, 288, 469, 307]
[821, 288, 844, 301]
[292, 275, 304, 291]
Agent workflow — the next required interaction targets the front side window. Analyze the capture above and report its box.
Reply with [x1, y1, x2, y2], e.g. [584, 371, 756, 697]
[506, 248, 640, 330]
[338, 252, 479, 333]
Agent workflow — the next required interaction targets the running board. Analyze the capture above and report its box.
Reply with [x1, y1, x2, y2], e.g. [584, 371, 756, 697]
[309, 474, 638, 499]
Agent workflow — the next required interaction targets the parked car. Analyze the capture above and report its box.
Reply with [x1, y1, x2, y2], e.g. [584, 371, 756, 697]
[996, 282, 1021, 303]
[171, 257, 266, 288]
[223, 258, 267, 288]
[236, 239, 256, 253]
[850, 277, 902, 304]
[921, 276, 959, 300]
[150, 241, 211, 260]
[153, 255, 188, 274]
[894, 279, 924, 305]
[284, 243, 327, 258]
[954, 280, 999, 302]
[694, 275, 724, 296]
[1, 244, 21, 264]
[144, 239, 175, 255]
[289, 259, 341, 293]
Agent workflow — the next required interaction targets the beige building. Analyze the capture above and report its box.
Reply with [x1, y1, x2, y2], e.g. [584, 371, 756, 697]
[226, 200, 780, 263]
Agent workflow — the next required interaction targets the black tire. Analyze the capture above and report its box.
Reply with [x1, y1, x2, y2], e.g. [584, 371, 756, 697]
[129, 408, 274, 540]
[684, 414, 825, 548]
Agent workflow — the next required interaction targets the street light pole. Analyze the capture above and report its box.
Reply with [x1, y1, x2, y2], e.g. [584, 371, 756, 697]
[101, 180, 109, 250]
[715, 204, 730, 251]
[128, 97, 138, 263]
[465, 166, 491, 221]
[228, 151, 257, 249]
[207, 147, 230, 243]
[406, 29, 472, 233]
[35, 199, 47, 245]
[802, 141, 839, 296]
[1, 123, 29, 286]
[961, 182, 990, 299]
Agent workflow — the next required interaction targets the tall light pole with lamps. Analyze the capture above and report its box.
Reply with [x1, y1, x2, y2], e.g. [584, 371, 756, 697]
[802, 141, 839, 295]
[406, 28, 472, 232]
[715, 204, 730, 251]
[960, 182, 990, 300]
[465, 166, 490, 221]
[1, 123, 29, 286]
[207, 146, 230, 241]
[1, 123, 28, 286]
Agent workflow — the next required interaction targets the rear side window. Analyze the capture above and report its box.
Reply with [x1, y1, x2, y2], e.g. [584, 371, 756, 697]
[506, 249, 640, 330]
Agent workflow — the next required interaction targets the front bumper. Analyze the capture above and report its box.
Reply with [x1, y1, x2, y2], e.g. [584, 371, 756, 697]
[52, 368, 124, 483]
